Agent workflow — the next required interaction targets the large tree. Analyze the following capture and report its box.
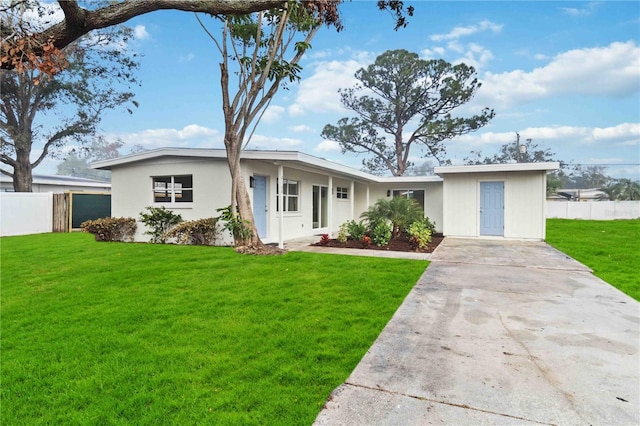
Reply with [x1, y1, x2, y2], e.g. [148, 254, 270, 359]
[56, 136, 145, 181]
[321, 49, 495, 176]
[1, 0, 413, 71]
[197, 4, 337, 250]
[464, 136, 561, 165]
[1, 3, 139, 191]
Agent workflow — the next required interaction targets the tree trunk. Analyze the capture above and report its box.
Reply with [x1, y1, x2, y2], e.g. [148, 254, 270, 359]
[224, 135, 264, 248]
[13, 149, 33, 192]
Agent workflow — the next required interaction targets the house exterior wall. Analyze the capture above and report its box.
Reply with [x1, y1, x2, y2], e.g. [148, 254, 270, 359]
[442, 171, 546, 240]
[110, 157, 232, 242]
[368, 182, 444, 233]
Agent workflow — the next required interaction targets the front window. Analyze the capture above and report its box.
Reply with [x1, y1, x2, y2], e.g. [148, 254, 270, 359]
[336, 186, 348, 199]
[276, 179, 299, 212]
[392, 189, 424, 209]
[153, 175, 193, 203]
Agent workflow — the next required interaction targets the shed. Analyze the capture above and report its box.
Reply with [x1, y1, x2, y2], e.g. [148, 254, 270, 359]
[435, 162, 560, 240]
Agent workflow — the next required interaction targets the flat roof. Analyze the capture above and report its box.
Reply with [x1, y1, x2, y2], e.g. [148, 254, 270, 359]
[92, 148, 444, 184]
[434, 162, 560, 174]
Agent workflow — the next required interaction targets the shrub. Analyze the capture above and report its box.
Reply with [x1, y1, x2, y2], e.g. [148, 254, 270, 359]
[165, 218, 219, 245]
[371, 221, 392, 246]
[347, 220, 367, 240]
[139, 206, 183, 243]
[216, 205, 253, 244]
[361, 197, 424, 238]
[414, 217, 436, 235]
[337, 223, 349, 243]
[408, 220, 432, 249]
[319, 234, 330, 246]
[81, 217, 137, 242]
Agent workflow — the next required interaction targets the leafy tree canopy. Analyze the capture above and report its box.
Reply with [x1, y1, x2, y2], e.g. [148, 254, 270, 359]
[1, 2, 139, 191]
[322, 49, 495, 176]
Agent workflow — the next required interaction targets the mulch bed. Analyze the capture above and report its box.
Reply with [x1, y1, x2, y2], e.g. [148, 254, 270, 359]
[312, 232, 444, 254]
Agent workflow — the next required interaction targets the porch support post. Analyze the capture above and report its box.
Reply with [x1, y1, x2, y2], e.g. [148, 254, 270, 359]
[350, 180, 355, 220]
[366, 184, 370, 208]
[328, 175, 333, 237]
[278, 165, 284, 249]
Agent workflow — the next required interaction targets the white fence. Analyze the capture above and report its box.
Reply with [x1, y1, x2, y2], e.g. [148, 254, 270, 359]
[1, 192, 53, 236]
[547, 200, 640, 220]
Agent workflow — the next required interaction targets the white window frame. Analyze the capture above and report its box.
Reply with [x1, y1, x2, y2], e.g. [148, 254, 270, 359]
[153, 175, 193, 204]
[336, 186, 348, 200]
[276, 178, 300, 212]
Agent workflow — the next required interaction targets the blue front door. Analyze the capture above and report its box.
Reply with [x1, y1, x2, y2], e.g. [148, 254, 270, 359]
[480, 181, 504, 236]
[253, 175, 267, 238]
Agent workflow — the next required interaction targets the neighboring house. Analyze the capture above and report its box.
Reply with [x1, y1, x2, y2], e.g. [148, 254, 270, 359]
[0, 173, 111, 193]
[554, 188, 608, 201]
[92, 148, 558, 246]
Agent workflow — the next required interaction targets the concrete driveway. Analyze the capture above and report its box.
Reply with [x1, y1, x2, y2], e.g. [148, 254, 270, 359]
[314, 238, 639, 425]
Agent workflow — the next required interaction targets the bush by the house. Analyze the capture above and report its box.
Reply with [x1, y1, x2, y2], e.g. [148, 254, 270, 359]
[319, 234, 330, 246]
[337, 223, 349, 243]
[81, 217, 137, 242]
[347, 220, 367, 240]
[139, 206, 183, 244]
[408, 220, 432, 249]
[165, 218, 220, 245]
[371, 221, 392, 246]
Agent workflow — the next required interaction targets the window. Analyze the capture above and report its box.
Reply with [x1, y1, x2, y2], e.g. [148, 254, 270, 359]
[336, 186, 348, 199]
[392, 189, 424, 209]
[276, 179, 299, 212]
[153, 175, 193, 203]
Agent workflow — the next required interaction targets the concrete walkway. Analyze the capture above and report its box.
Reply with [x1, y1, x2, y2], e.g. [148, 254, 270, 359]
[313, 238, 640, 425]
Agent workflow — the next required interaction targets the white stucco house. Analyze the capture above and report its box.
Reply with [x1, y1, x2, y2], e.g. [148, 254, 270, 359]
[92, 148, 558, 246]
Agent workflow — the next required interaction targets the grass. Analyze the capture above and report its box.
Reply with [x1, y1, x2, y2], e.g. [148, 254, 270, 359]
[546, 219, 640, 301]
[1, 233, 428, 425]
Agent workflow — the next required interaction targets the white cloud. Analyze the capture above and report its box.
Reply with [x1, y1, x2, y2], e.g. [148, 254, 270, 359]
[134, 25, 150, 40]
[179, 53, 195, 62]
[561, 2, 599, 16]
[114, 124, 222, 150]
[478, 41, 640, 108]
[244, 134, 302, 150]
[452, 123, 639, 148]
[261, 105, 285, 124]
[430, 20, 503, 42]
[315, 140, 341, 153]
[454, 43, 494, 69]
[289, 124, 313, 133]
[420, 47, 446, 59]
[288, 55, 373, 116]
[592, 122, 640, 141]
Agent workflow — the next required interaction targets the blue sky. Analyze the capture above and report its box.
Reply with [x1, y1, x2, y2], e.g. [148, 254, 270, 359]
[36, 1, 640, 179]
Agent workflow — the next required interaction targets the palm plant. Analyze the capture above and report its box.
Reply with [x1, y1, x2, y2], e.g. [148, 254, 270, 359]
[361, 197, 424, 238]
[600, 179, 640, 201]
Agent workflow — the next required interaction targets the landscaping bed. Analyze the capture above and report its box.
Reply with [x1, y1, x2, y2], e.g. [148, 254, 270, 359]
[314, 232, 444, 253]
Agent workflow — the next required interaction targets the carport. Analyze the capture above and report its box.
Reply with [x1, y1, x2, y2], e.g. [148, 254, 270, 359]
[434, 162, 559, 240]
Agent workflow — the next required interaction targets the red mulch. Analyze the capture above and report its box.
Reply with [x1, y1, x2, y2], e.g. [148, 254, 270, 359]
[312, 233, 444, 253]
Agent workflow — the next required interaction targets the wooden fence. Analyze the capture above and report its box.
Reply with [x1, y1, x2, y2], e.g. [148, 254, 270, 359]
[53, 193, 69, 232]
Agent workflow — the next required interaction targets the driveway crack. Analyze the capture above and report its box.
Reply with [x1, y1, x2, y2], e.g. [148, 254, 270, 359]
[497, 312, 590, 425]
[343, 381, 556, 425]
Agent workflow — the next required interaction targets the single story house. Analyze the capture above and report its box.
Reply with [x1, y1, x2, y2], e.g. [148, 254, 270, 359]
[92, 148, 558, 246]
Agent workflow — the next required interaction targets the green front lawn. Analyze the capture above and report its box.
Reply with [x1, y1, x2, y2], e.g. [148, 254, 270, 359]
[1, 233, 428, 425]
[546, 219, 640, 301]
